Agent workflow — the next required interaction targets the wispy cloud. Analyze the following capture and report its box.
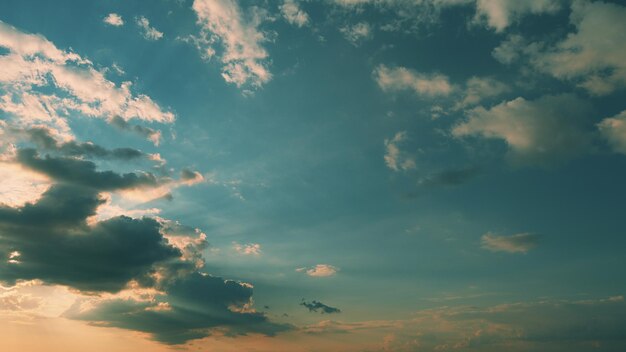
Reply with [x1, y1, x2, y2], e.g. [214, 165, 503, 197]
[384, 131, 415, 172]
[296, 264, 339, 277]
[481, 232, 539, 253]
[135, 16, 163, 41]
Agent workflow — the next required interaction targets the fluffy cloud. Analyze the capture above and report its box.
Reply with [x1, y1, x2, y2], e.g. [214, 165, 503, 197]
[281, 0, 309, 27]
[598, 110, 626, 154]
[191, 0, 272, 87]
[297, 264, 339, 277]
[452, 94, 593, 163]
[474, 0, 561, 32]
[0, 19, 285, 345]
[103, 13, 124, 27]
[136, 16, 163, 41]
[300, 300, 341, 314]
[481, 232, 539, 253]
[0, 21, 174, 143]
[375, 65, 454, 97]
[493, 1, 626, 95]
[65, 272, 290, 344]
[384, 131, 416, 172]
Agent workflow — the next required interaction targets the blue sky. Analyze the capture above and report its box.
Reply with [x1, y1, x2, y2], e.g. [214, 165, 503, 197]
[1, 0, 626, 351]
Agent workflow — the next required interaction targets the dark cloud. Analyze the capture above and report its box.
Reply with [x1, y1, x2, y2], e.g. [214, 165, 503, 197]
[300, 300, 341, 314]
[0, 184, 180, 292]
[65, 272, 291, 344]
[181, 168, 202, 181]
[25, 127, 145, 161]
[16, 148, 161, 191]
[110, 116, 161, 144]
[417, 166, 481, 188]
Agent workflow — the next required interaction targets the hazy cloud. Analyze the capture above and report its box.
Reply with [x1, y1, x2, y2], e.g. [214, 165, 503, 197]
[481, 232, 539, 253]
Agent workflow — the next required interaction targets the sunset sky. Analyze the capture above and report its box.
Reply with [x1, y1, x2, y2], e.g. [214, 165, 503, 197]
[1, 0, 626, 351]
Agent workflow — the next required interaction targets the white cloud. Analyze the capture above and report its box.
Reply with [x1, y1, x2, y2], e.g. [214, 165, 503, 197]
[135, 16, 163, 41]
[192, 0, 271, 88]
[384, 131, 416, 172]
[297, 264, 338, 277]
[375, 65, 454, 97]
[0, 20, 174, 142]
[103, 13, 124, 27]
[233, 242, 262, 256]
[281, 0, 309, 28]
[340, 22, 372, 46]
[598, 110, 626, 155]
[528, 0, 626, 95]
[474, 0, 561, 32]
[452, 94, 593, 163]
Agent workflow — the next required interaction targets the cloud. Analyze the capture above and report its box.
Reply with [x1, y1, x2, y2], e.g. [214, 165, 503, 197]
[494, 1, 626, 95]
[374, 64, 454, 97]
[300, 300, 341, 314]
[191, 0, 272, 88]
[481, 232, 539, 253]
[0, 184, 181, 292]
[281, 0, 309, 27]
[473, 0, 561, 32]
[384, 131, 416, 172]
[298, 296, 626, 351]
[103, 13, 124, 27]
[135, 16, 163, 41]
[340, 22, 372, 46]
[24, 127, 147, 161]
[297, 264, 339, 277]
[16, 149, 160, 191]
[417, 166, 481, 188]
[65, 272, 290, 344]
[452, 94, 593, 164]
[0, 20, 174, 142]
[455, 76, 510, 109]
[598, 110, 626, 154]
[233, 242, 261, 256]
[109, 116, 162, 145]
[0, 18, 286, 346]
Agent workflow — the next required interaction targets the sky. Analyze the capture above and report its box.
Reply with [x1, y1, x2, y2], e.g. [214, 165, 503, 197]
[1, 0, 626, 351]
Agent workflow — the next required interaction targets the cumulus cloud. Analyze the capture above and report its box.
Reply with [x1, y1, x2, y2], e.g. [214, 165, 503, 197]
[300, 300, 341, 314]
[474, 0, 561, 32]
[374, 64, 454, 97]
[493, 1, 626, 95]
[384, 131, 416, 172]
[297, 264, 339, 277]
[598, 110, 626, 154]
[0, 19, 285, 345]
[340, 22, 372, 46]
[103, 13, 124, 27]
[66, 272, 290, 344]
[135, 16, 163, 41]
[0, 20, 174, 143]
[281, 0, 309, 27]
[481, 232, 539, 253]
[452, 94, 593, 163]
[191, 0, 272, 88]
[109, 116, 162, 145]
